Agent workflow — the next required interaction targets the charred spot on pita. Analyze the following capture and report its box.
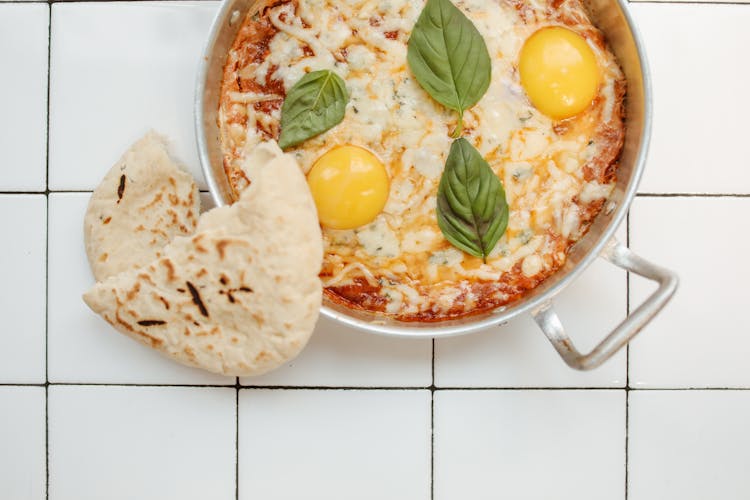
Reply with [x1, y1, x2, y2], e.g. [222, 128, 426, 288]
[137, 319, 167, 326]
[117, 174, 126, 202]
[186, 281, 209, 317]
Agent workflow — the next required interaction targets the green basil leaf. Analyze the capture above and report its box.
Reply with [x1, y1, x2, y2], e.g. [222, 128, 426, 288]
[436, 138, 508, 261]
[407, 0, 491, 134]
[278, 70, 348, 150]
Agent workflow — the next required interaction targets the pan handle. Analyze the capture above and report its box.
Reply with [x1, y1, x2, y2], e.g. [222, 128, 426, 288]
[531, 238, 678, 371]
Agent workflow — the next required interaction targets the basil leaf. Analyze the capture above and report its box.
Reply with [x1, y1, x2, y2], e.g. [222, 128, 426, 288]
[407, 0, 491, 135]
[436, 138, 508, 261]
[278, 70, 348, 150]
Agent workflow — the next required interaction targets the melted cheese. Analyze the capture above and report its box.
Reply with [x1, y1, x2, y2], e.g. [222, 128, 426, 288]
[220, 0, 625, 320]
[356, 219, 400, 258]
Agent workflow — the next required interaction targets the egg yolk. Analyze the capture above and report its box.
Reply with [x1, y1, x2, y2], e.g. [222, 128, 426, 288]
[519, 26, 600, 120]
[307, 145, 389, 230]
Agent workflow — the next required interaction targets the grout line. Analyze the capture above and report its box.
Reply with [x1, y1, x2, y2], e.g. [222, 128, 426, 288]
[460, 386, 750, 391]
[45, 384, 50, 500]
[235, 377, 239, 500]
[430, 338, 435, 500]
[430, 389, 435, 500]
[431, 340, 436, 384]
[0, 383, 47, 387]
[44, 4, 52, 498]
[0, 191, 48, 195]
[434, 386, 624, 391]
[625, 390, 630, 500]
[44, 197, 50, 500]
[434, 387, 750, 391]
[624, 210, 630, 498]
[44, 190, 92, 194]
[47, 0, 227, 2]
[4, 382, 750, 390]
[49, 382, 236, 388]
[240, 385, 433, 390]
[626, 210, 631, 389]
[625, 211, 630, 499]
[624, 387, 750, 391]
[45, 1, 51, 194]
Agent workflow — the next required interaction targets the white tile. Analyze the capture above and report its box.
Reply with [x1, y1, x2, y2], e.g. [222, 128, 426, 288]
[239, 389, 430, 500]
[631, 4, 750, 194]
[434, 390, 625, 500]
[0, 4, 48, 191]
[49, 386, 235, 500]
[47, 193, 231, 384]
[241, 315, 432, 387]
[435, 225, 627, 387]
[629, 390, 750, 500]
[48, 2, 219, 190]
[0, 195, 46, 383]
[0, 387, 46, 500]
[629, 197, 749, 388]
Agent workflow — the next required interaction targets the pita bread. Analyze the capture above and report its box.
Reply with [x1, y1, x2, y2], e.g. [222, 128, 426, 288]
[83, 142, 323, 376]
[84, 131, 200, 281]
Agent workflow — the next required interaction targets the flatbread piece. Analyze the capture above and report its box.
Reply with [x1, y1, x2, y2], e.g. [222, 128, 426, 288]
[84, 131, 200, 281]
[83, 142, 323, 376]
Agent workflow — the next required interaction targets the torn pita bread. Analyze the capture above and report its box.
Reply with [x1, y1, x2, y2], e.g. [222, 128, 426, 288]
[83, 142, 323, 376]
[84, 131, 200, 281]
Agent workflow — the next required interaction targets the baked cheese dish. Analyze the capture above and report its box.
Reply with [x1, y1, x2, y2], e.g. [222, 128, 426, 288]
[219, 0, 625, 321]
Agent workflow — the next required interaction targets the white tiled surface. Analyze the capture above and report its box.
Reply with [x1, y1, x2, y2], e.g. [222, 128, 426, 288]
[238, 390, 431, 499]
[48, 386, 236, 500]
[0, 195, 46, 383]
[0, 387, 46, 500]
[48, 2, 218, 191]
[629, 391, 750, 500]
[632, 4, 750, 194]
[0, 4, 49, 191]
[243, 316, 432, 387]
[434, 390, 625, 500]
[2, 1, 749, 499]
[629, 197, 750, 388]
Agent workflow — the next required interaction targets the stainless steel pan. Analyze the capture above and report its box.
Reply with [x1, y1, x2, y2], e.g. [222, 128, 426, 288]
[195, 0, 678, 370]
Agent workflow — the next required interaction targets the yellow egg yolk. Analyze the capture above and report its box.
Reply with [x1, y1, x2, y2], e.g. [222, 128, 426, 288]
[307, 145, 389, 230]
[519, 26, 600, 120]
